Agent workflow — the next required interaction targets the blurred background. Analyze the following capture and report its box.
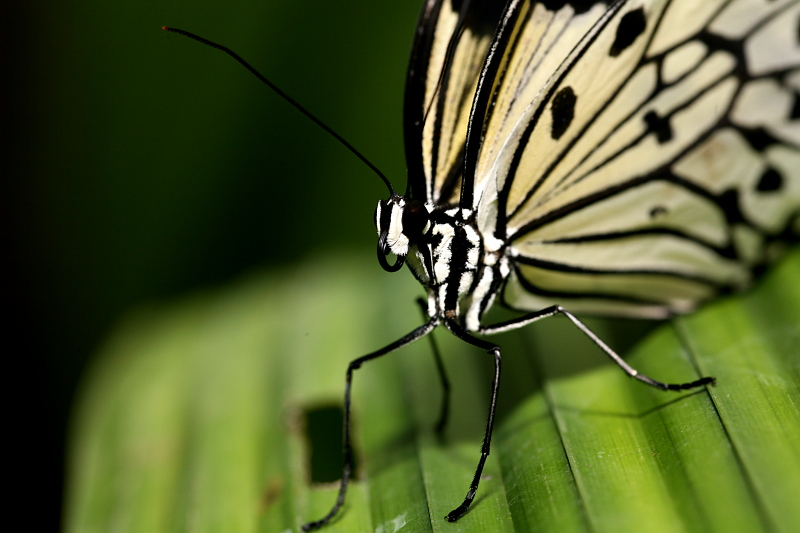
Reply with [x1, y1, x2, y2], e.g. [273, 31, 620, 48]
[5, 1, 421, 528]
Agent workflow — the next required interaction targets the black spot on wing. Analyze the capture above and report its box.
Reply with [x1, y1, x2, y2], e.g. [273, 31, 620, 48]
[551, 86, 576, 140]
[644, 110, 673, 143]
[756, 168, 783, 192]
[738, 126, 780, 152]
[650, 205, 668, 218]
[610, 7, 646, 57]
[791, 91, 800, 120]
[540, 0, 608, 14]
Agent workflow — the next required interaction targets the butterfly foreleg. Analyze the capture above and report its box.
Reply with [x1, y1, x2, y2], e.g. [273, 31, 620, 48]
[478, 306, 715, 391]
[301, 317, 440, 532]
[441, 318, 502, 523]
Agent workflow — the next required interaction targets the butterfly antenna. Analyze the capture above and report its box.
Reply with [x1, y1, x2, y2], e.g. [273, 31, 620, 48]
[162, 26, 395, 196]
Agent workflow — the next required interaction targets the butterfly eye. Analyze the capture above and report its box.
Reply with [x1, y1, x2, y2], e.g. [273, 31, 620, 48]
[401, 199, 428, 240]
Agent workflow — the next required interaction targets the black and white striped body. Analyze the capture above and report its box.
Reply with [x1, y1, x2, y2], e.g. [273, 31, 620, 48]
[376, 197, 511, 331]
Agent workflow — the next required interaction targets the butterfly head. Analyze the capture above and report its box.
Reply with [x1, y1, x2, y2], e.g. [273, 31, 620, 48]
[375, 195, 430, 272]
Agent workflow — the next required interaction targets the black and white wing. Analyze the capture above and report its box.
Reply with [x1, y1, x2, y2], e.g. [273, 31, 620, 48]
[407, 0, 800, 320]
[404, 0, 507, 205]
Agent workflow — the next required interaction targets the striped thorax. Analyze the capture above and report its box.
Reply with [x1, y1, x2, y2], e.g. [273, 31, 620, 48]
[376, 196, 509, 331]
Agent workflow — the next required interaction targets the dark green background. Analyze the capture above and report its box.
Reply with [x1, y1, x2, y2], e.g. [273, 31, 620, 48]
[6, 1, 421, 528]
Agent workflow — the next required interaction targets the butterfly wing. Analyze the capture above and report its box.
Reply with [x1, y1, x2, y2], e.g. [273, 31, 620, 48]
[404, 0, 507, 205]
[460, 0, 800, 318]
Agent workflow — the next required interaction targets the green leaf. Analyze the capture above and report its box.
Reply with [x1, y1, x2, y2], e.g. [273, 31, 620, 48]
[64, 248, 800, 532]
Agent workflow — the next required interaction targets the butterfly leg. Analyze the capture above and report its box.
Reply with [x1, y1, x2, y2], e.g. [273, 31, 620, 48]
[416, 297, 451, 434]
[441, 318, 502, 522]
[479, 306, 714, 391]
[301, 317, 439, 532]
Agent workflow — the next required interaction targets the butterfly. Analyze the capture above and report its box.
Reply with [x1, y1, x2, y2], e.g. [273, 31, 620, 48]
[302, 0, 800, 529]
[166, 0, 800, 529]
